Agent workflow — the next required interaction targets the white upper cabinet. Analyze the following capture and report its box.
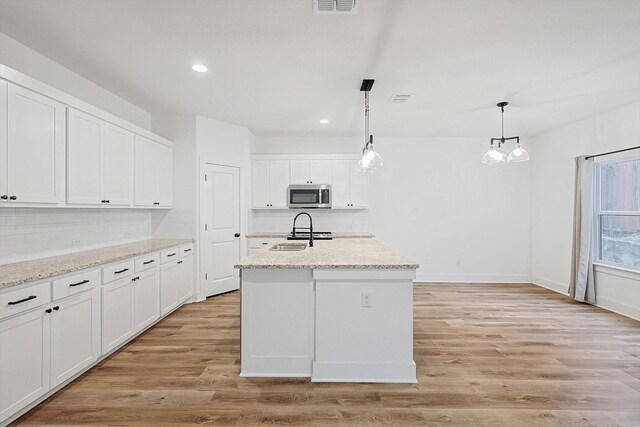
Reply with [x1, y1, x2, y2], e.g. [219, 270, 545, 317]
[252, 159, 290, 208]
[134, 135, 172, 208]
[66, 109, 103, 204]
[327, 159, 370, 208]
[67, 109, 134, 206]
[290, 160, 331, 184]
[103, 124, 133, 206]
[2, 82, 65, 204]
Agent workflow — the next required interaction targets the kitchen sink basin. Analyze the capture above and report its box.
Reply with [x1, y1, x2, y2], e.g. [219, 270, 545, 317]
[269, 242, 308, 251]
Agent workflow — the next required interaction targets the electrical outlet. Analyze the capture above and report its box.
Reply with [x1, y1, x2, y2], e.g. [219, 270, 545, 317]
[361, 292, 372, 308]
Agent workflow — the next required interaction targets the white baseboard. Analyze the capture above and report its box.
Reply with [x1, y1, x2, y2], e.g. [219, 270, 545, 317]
[415, 273, 531, 283]
[596, 296, 640, 321]
[531, 276, 569, 294]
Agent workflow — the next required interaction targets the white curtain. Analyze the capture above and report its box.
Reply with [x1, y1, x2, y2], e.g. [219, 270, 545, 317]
[569, 156, 596, 303]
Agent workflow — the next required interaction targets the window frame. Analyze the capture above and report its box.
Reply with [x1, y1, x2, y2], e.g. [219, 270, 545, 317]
[594, 153, 640, 273]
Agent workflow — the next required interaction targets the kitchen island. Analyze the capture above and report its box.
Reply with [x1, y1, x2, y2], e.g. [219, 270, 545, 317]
[235, 238, 418, 383]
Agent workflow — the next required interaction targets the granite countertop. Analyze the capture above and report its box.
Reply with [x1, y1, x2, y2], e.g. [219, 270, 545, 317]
[246, 232, 375, 239]
[0, 239, 193, 290]
[235, 239, 418, 270]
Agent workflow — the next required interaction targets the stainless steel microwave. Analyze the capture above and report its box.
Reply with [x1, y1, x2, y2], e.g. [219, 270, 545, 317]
[287, 184, 332, 209]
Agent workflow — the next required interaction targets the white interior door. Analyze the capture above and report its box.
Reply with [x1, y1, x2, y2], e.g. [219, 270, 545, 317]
[201, 163, 241, 297]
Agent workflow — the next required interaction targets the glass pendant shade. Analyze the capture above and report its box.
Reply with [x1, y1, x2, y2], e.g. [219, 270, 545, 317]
[507, 142, 530, 162]
[481, 145, 507, 164]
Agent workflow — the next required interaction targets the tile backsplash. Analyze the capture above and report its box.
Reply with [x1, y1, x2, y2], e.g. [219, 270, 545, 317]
[0, 208, 152, 265]
[250, 209, 371, 233]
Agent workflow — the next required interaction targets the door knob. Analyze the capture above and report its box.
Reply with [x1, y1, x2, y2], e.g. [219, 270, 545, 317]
[234, 233, 240, 238]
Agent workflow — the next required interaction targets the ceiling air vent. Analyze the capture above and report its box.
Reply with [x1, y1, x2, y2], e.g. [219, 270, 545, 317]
[389, 94, 412, 103]
[313, 0, 358, 14]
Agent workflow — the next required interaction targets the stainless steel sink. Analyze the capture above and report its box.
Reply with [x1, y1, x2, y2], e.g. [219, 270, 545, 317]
[269, 242, 308, 251]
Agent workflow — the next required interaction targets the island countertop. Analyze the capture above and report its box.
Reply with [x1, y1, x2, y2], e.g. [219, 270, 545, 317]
[235, 238, 418, 270]
[0, 238, 193, 289]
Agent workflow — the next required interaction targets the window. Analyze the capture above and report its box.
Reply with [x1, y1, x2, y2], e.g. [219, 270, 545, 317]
[596, 156, 640, 270]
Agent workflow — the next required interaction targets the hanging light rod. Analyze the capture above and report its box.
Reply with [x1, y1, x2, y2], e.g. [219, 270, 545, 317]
[355, 79, 383, 174]
[482, 101, 529, 164]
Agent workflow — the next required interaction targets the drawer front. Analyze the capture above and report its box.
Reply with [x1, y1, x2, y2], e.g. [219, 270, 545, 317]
[160, 247, 180, 264]
[102, 260, 134, 283]
[248, 238, 279, 250]
[0, 282, 51, 320]
[52, 269, 100, 301]
[135, 252, 159, 273]
[179, 243, 194, 257]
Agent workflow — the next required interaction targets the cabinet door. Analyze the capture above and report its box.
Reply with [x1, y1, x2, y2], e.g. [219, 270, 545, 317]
[101, 277, 134, 354]
[252, 160, 270, 208]
[7, 83, 64, 204]
[330, 160, 351, 208]
[133, 268, 160, 332]
[0, 80, 7, 198]
[66, 109, 102, 205]
[309, 160, 331, 184]
[176, 256, 194, 304]
[103, 124, 133, 206]
[160, 261, 180, 316]
[134, 136, 157, 207]
[350, 160, 370, 208]
[156, 143, 173, 207]
[0, 308, 50, 421]
[290, 160, 309, 184]
[269, 160, 290, 208]
[50, 289, 100, 388]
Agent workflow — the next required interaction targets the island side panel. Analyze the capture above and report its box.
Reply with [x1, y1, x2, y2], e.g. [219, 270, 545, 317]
[240, 268, 315, 377]
[312, 269, 417, 383]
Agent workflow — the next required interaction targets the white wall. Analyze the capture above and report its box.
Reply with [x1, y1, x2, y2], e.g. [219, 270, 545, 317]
[0, 32, 151, 129]
[253, 136, 532, 283]
[530, 101, 640, 320]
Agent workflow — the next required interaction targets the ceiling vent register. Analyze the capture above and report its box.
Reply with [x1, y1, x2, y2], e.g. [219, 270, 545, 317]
[313, 0, 358, 14]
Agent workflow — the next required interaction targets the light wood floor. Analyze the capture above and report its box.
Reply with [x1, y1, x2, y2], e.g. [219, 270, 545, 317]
[13, 283, 640, 426]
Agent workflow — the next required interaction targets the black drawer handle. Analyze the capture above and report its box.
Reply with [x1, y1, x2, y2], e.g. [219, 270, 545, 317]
[114, 268, 129, 274]
[69, 279, 90, 287]
[183, 248, 192, 252]
[177, 260, 183, 264]
[143, 259, 155, 265]
[8, 295, 37, 305]
[167, 253, 177, 257]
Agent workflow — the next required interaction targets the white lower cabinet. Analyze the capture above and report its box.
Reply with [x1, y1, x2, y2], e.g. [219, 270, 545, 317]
[101, 276, 135, 354]
[0, 244, 193, 425]
[133, 268, 160, 332]
[160, 249, 194, 316]
[50, 288, 100, 388]
[0, 306, 50, 422]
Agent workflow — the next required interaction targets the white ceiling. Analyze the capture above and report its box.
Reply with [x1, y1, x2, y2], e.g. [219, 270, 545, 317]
[1, 0, 639, 138]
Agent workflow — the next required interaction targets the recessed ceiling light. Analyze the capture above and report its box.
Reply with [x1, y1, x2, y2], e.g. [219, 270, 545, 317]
[192, 64, 208, 73]
[319, 119, 330, 124]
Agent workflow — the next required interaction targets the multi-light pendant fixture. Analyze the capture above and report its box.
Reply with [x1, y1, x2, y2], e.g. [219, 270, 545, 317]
[482, 102, 529, 164]
[355, 79, 383, 174]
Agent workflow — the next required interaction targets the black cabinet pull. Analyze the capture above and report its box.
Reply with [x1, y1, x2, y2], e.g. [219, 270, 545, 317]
[234, 233, 240, 238]
[177, 260, 183, 264]
[114, 268, 129, 274]
[0, 195, 7, 200]
[69, 279, 90, 287]
[143, 259, 155, 265]
[105, 200, 110, 203]
[53, 306, 60, 311]
[167, 253, 177, 257]
[131, 276, 140, 282]
[184, 248, 192, 252]
[101, 200, 106, 203]
[9, 196, 17, 200]
[45, 308, 52, 314]
[8, 295, 37, 305]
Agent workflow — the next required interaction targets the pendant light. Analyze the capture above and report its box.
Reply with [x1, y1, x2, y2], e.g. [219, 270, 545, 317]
[357, 79, 383, 173]
[483, 102, 529, 164]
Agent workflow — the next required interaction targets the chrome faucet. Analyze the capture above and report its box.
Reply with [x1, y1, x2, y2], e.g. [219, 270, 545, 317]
[292, 212, 314, 247]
